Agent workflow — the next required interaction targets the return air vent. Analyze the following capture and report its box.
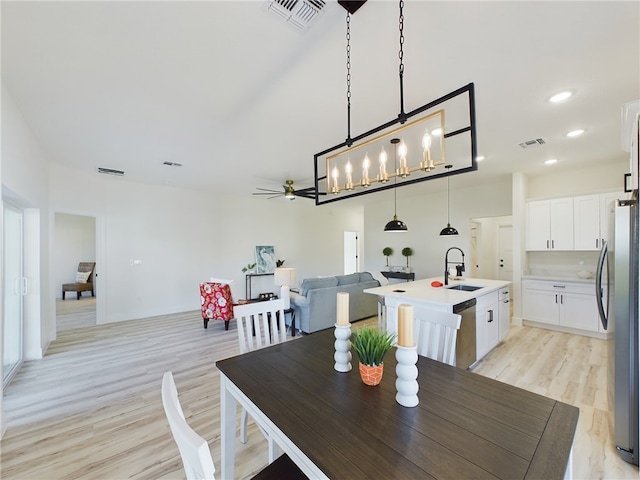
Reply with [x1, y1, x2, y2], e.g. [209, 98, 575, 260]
[163, 161, 183, 167]
[265, 0, 327, 31]
[97, 167, 125, 176]
[518, 138, 547, 149]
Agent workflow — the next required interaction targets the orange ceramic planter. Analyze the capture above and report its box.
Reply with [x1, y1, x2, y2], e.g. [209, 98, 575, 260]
[359, 362, 384, 386]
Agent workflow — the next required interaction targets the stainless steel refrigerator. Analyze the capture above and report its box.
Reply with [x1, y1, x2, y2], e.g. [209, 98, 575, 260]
[596, 190, 639, 465]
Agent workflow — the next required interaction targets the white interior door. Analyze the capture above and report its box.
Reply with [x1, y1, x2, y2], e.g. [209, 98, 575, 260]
[3, 203, 24, 386]
[344, 231, 358, 274]
[497, 224, 513, 281]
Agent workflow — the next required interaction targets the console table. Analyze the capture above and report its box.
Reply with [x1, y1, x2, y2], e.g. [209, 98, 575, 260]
[245, 272, 274, 299]
[381, 271, 415, 282]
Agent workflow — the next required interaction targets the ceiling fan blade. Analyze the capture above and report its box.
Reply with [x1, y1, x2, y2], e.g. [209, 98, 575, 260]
[255, 187, 281, 193]
[267, 193, 283, 199]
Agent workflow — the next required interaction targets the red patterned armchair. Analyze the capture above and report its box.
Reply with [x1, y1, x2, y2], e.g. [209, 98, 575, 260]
[200, 282, 235, 330]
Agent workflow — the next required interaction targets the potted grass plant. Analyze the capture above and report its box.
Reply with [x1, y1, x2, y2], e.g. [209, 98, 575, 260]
[350, 326, 396, 386]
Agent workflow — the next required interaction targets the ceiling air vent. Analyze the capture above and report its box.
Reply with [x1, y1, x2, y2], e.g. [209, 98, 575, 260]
[265, 0, 327, 31]
[97, 167, 125, 176]
[163, 161, 183, 167]
[518, 138, 547, 149]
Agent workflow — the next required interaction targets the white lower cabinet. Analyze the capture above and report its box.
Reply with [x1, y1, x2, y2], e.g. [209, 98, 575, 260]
[522, 279, 600, 334]
[476, 291, 500, 360]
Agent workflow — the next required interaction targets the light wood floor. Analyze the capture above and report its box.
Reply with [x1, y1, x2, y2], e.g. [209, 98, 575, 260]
[1, 299, 638, 479]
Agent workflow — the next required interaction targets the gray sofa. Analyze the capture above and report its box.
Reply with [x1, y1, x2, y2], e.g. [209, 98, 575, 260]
[289, 272, 380, 334]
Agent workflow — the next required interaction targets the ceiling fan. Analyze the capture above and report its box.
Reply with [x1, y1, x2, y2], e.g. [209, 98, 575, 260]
[252, 179, 322, 200]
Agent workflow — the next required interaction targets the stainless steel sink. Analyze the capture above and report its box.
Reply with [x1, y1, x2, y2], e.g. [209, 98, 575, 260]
[446, 284, 483, 292]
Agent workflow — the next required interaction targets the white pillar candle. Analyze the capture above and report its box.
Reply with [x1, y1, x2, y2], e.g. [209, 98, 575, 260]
[397, 304, 414, 347]
[336, 292, 350, 326]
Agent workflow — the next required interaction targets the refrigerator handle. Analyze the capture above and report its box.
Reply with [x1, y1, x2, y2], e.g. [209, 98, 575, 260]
[595, 240, 608, 330]
[623, 172, 632, 193]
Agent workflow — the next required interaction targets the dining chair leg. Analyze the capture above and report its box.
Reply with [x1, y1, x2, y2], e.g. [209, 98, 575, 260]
[240, 407, 248, 444]
[267, 438, 280, 464]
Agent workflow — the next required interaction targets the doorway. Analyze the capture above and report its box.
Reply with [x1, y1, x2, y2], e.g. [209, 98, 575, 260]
[54, 213, 97, 331]
[343, 231, 359, 274]
[469, 215, 513, 282]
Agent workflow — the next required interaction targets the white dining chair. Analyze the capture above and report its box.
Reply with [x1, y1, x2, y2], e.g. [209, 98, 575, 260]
[233, 299, 287, 461]
[412, 306, 462, 366]
[162, 371, 306, 480]
[162, 371, 216, 480]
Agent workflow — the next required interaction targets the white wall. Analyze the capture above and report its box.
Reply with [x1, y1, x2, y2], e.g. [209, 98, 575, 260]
[527, 160, 627, 199]
[363, 178, 512, 279]
[53, 213, 96, 299]
[49, 163, 364, 323]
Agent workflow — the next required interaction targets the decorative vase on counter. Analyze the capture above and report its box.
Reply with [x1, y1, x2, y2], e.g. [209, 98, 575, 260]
[359, 362, 384, 386]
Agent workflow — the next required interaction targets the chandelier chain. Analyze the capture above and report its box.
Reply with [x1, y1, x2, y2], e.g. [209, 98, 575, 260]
[398, 0, 404, 76]
[345, 12, 352, 146]
[397, 0, 406, 123]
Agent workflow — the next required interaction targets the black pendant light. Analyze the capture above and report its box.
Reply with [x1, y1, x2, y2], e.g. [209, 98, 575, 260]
[384, 139, 408, 232]
[439, 164, 459, 236]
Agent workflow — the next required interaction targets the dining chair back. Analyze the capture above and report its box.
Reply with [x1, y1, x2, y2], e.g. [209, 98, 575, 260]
[162, 371, 306, 480]
[234, 298, 287, 354]
[413, 306, 462, 366]
[161, 371, 216, 480]
[233, 298, 287, 457]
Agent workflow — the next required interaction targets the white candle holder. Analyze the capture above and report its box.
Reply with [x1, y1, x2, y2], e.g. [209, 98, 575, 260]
[395, 345, 419, 407]
[334, 323, 352, 372]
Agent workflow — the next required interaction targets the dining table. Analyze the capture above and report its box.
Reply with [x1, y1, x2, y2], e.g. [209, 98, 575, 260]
[216, 328, 579, 480]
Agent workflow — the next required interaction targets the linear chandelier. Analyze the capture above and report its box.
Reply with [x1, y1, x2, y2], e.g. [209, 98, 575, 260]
[313, 1, 477, 205]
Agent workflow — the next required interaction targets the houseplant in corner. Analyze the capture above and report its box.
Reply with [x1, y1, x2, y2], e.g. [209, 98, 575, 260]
[350, 326, 395, 386]
[382, 247, 393, 270]
[401, 247, 413, 273]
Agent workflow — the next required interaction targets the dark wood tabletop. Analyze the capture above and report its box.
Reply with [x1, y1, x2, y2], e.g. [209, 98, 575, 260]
[216, 329, 579, 479]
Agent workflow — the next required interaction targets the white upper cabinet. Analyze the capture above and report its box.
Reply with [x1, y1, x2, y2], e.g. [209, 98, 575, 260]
[574, 194, 601, 250]
[528, 192, 624, 252]
[574, 192, 624, 251]
[526, 198, 574, 250]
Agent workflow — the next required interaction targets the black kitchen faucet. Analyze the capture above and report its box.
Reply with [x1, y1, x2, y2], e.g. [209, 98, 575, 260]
[444, 247, 465, 286]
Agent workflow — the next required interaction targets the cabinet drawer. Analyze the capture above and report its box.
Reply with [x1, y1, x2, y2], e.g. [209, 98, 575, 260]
[523, 280, 594, 295]
[476, 290, 499, 311]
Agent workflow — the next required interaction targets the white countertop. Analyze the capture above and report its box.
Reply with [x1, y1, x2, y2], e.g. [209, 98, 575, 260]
[364, 277, 511, 307]
[521, 274, 595, 284]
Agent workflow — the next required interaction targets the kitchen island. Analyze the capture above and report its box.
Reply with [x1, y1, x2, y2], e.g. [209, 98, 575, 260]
[364, 277, 511, 368]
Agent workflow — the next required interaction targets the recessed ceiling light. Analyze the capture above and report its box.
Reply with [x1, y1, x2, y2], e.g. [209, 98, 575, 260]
[566, 129, 585, 138]
[545, 158, 558, 165]
[549, 91, 573, 103]
[476, 155, 485, 162]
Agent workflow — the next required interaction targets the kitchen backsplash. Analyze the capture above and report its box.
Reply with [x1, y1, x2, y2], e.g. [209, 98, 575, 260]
[527, 251, 599, 278]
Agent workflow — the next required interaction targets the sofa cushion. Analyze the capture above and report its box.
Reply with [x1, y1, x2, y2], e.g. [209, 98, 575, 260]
[358, 272, 374, 282]
[300, 277, 339, 296]
[337, 273, 361, 286]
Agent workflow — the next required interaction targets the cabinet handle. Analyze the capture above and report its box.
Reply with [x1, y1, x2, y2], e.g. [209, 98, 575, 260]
[488, 310, 494, 322]
[596, 238, 599, 248]
[553, 285, 566, 288]
[624, 173, 632, 193]
[503, 300, 509, 304]
[547, 240, 550, 249]
[552, 239, 555, 249]
[555, 294, 558, 304]
[560, 294, 563, 305]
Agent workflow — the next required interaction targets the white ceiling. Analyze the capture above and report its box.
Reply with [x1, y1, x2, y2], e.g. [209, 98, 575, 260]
[2, 1, 639, 200]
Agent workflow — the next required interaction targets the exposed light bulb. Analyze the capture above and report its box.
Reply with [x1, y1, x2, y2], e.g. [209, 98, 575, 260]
[362, 153, 371, 187]
[378, 146, 388, 183]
